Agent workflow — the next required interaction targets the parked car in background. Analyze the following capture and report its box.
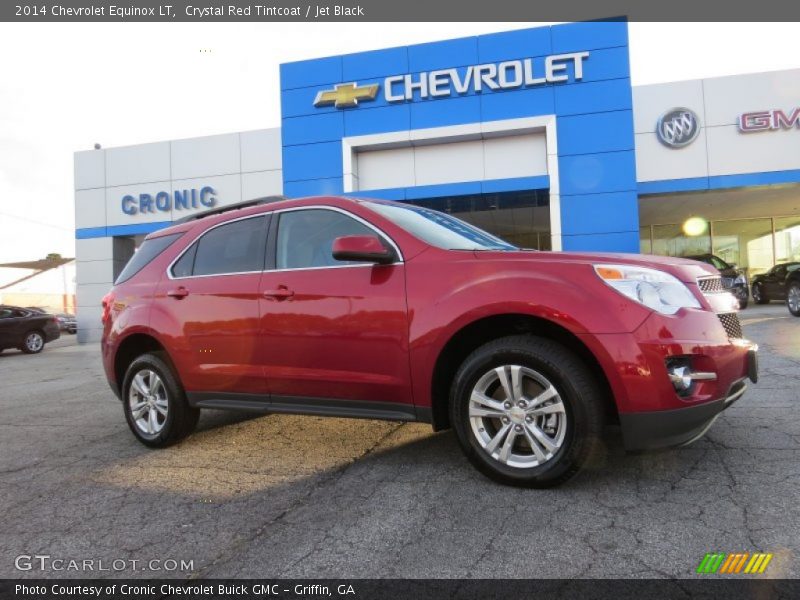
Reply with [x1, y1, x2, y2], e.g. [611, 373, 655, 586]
[685, 254, 749, 309]
[0, 305, 60, 354]
[750, 262, 800, 305]
[101, 196, 757, 488]
[55, 313, 77, 334]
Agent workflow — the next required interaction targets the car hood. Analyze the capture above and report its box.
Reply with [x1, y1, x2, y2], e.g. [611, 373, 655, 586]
[469, 250, 718, 283]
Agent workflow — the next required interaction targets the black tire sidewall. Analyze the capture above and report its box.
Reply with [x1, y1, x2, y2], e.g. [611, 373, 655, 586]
[753, 284, 768, 304]
[121, 352, 196, 447]
[450, 336, 603, 487]
[788, 283, 800, 316]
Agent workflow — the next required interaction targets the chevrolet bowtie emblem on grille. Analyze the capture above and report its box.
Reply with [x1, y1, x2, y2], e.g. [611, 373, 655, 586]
[313, 82, 380, 108]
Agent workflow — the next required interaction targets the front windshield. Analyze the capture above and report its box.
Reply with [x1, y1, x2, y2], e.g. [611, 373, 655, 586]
[364, 201, 517, 251]
[709, 256, 730, 270]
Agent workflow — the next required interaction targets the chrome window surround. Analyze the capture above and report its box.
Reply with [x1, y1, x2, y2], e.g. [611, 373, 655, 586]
[166, 205, 404, 281]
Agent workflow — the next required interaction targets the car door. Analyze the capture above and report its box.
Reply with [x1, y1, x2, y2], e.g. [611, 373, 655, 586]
[258, 207, 413, 413]
[154, 214, 269, 396]
[0, 307, 19, 347]
[764, 265, 786, 298]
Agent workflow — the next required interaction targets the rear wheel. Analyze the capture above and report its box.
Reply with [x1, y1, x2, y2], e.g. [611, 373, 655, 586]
[122, 352, 199, 447]
[787, 283, 800, 317]
[752, 283, 768, 304]
[20, 330, 45, 354]
[450, 335, 605, 488]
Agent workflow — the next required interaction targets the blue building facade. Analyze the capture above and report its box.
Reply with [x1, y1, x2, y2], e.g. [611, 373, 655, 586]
[279, 20, 639, 252]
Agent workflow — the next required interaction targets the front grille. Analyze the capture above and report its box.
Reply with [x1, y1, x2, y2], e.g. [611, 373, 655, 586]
[718, 312, 743, 339]
[698, 276, 725, 293]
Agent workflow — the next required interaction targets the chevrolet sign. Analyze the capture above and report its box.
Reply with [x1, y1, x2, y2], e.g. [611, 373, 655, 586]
[313, 51, 590, 108]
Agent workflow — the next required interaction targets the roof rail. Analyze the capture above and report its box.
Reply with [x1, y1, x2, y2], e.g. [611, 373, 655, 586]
[174, 196, 285, 224]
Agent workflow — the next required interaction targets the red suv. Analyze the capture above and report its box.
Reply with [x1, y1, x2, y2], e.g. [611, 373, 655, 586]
[101, 196, 758, 487]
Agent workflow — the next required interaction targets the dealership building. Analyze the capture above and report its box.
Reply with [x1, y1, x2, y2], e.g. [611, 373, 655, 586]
[73, 20, 800, 342]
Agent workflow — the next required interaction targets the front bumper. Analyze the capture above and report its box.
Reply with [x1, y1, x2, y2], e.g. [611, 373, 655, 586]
[620, 347, 758, 450]
[620, 379, 746, 450]
[577, 303, 759, 451]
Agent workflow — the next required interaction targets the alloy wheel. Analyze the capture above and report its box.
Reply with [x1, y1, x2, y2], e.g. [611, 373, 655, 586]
[468, 365, 568, 469]
[25, 332, 43, 352]
[789, 286, 800, 314]
[128, 369, 169, 436]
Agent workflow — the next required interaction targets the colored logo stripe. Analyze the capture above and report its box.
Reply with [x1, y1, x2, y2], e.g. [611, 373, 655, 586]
[697, 553, 773, 574]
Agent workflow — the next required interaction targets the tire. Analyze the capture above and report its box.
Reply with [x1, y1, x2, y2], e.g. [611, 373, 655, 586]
[738, 297, 749, 310]
[752, 284, 768, 304]
[787, 283, 800, 317]
[20, 330, 45, 354]
[121, 352, 199, 447]
[450, 335, 605, 488]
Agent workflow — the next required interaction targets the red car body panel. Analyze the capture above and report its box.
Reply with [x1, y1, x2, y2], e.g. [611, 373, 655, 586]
[102, 196, 756, 450]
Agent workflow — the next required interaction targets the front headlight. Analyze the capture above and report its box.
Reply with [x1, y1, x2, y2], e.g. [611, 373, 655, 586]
[594, 264, 701, 315]
[734, 274, 746, 285]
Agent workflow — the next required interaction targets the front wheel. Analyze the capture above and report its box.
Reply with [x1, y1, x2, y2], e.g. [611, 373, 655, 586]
[450, 335, 605, 488]
[787, 283, 800, 317]
[122, 352, 199, 447]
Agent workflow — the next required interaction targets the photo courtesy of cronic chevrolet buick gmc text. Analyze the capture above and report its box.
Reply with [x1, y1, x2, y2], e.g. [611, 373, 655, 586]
[101, 197, 758, 487]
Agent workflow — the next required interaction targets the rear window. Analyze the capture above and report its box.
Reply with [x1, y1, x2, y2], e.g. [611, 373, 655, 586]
[115, 233, 183, 284]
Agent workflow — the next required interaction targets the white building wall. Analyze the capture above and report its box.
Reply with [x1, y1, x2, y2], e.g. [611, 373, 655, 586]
[74, 128, 283, 343]
[634, 68, 800, 183]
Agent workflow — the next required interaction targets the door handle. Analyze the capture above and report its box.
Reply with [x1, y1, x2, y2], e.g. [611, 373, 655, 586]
[263, 286, 294, 299]
[167, 287, 189, 299]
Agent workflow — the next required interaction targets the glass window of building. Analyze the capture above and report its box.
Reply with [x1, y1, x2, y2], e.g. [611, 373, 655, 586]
[406, 189, 551, 250]
[774, 216, 800, 264]
[651, 223, 711, 258]
[711, 219, 774, 278]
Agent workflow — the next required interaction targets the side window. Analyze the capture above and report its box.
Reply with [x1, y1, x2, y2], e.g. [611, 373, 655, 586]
[276, 209, 377, 270]
[171, 243, 197, 278]
[192, 216, 267, 277]
[115, 233, 183, 284]
[0, 308, 14, 319]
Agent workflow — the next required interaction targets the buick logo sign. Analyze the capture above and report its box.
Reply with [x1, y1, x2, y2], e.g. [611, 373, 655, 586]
[656, 108, 700, 148]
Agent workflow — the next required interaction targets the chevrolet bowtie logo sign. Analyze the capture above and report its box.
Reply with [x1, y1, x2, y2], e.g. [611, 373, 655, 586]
[310, 52, 590, 110]
[313, 82, 380, 108]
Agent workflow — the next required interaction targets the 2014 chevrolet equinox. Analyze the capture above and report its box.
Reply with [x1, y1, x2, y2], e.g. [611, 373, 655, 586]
[101, 196, 758, 487]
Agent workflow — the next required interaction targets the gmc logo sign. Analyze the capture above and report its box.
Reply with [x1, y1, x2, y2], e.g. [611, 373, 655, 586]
[738, 107, 800, 132]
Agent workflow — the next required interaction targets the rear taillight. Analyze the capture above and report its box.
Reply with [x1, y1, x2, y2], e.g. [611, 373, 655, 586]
[101, 292, 114, 324]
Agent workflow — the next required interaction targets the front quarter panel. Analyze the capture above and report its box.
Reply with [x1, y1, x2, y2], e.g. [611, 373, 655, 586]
[406, 252, 652, 409]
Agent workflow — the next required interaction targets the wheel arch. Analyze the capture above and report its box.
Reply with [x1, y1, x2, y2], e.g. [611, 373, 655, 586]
[428, 313, 617, 432]
[113, 332, 176, 397]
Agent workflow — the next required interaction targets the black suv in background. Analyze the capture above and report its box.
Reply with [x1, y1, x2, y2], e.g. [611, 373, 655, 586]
[686, 254, 749, 309]
[750, 262, 800, 307]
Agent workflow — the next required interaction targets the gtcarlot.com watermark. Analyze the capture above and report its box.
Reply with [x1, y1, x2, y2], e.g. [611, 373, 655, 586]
[14, 554, 194, 573]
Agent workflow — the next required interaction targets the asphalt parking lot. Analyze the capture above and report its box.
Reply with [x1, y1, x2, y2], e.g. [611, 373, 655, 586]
[1, 305, 798, 579]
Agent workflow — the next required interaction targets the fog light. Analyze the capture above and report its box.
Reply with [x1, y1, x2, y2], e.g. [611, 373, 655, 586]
[668, 365, 693, 393]
[666, 359, 717, 396]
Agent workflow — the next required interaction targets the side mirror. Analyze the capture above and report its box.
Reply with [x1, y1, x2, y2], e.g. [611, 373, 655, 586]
[332, 235, 394, 265]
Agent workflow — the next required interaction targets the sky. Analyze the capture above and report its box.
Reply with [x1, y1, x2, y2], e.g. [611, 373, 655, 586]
[0, 22, 799, 263]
